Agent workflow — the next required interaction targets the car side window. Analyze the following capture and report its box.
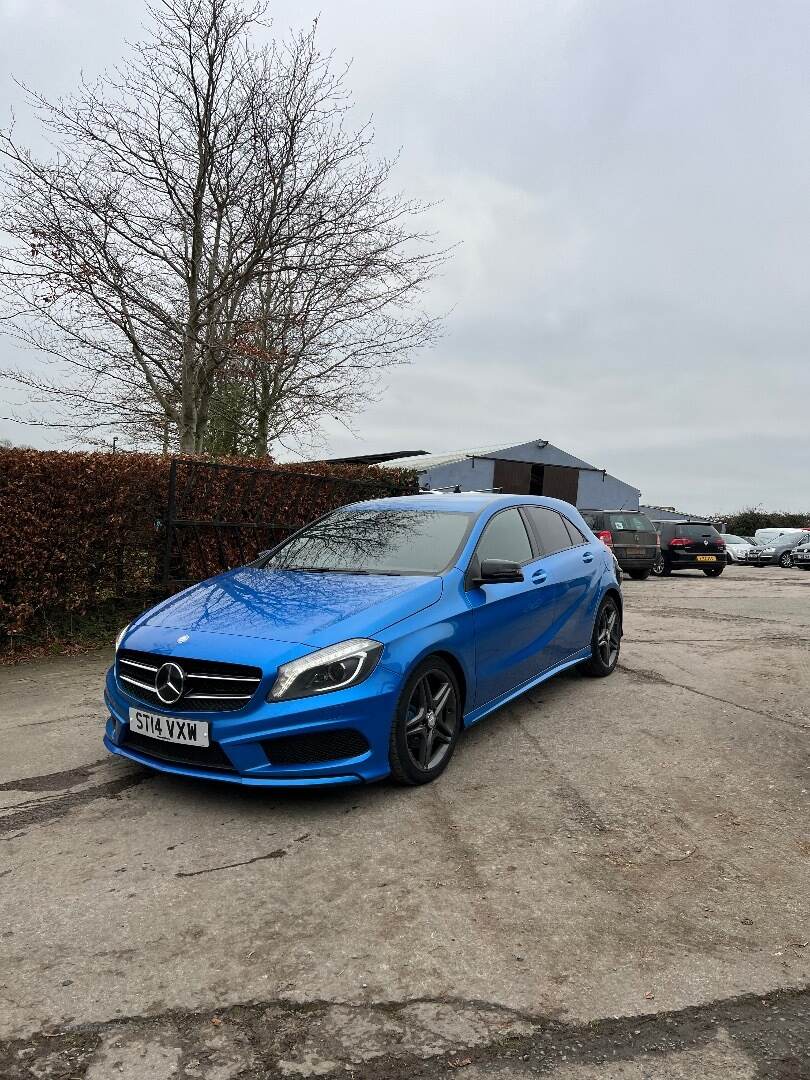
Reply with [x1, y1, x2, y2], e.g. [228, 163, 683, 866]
[524, 507, 574, 557]
[475, 508, 534, 565]
[563, 517, 587, 546]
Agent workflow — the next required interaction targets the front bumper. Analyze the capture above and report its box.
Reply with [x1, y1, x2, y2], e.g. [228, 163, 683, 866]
[104, 660, 401, 787]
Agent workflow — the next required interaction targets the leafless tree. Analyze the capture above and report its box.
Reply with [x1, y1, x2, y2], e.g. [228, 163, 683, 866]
[0, 0, 443, 453]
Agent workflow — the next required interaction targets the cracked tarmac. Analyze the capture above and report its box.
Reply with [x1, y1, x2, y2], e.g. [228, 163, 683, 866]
[1, 567, 809, 1077]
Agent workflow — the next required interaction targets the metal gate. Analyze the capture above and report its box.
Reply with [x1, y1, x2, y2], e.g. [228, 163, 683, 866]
[161, 458, 403, 587]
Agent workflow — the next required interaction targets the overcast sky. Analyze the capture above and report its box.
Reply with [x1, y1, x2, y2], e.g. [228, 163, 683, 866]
[1, 0, 809, 514]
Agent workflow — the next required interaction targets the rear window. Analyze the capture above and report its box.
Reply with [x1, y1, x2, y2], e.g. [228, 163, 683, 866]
[607, 513, 654, 532]
[675, 524, 721, 540]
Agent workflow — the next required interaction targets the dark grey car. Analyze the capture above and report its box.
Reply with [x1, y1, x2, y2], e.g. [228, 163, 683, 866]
[752, 531, 810, 567]
[580, 510, 659, 579]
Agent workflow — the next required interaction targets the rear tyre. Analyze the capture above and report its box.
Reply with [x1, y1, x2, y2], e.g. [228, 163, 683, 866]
[389, 657, 461, 785]
[651, 554, 671, 577]
[703, 566, 724, 577]
[582, 595, 622, 677]
[779, 551, 793, 568]
[628, 568, 651, 580]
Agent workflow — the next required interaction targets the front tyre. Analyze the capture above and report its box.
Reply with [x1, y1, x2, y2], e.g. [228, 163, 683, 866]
[779, 551, 793, 568]
[389, 657, 461, 785]
[703, 565, 724, 577]
[583, 595, 622, 677]
[651, 554, 671, 576]
[628, 568, 651, 580]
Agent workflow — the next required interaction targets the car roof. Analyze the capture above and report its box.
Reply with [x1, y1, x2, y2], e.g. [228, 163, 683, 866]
[656, 519, 714, 527]
[344, 493, 583, 515]
[580, 508, 650, 514]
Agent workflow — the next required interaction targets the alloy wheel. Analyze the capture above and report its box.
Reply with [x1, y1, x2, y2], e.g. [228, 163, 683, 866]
[596, 604, 621, 668]
[404, 670, 458, 772]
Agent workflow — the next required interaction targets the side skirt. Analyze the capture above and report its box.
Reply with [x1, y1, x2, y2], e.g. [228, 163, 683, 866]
[462, 647, 592, 728]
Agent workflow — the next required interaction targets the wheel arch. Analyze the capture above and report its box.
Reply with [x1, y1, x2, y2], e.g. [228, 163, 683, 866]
[431, 649, 468, 716]
[603, 584, 623, 618]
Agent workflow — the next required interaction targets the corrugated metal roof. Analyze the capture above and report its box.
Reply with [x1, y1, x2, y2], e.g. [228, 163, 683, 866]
[378, 443, 517, 471]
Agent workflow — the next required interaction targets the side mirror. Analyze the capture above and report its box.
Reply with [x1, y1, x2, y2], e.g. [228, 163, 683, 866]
[475, 558, 524, 586]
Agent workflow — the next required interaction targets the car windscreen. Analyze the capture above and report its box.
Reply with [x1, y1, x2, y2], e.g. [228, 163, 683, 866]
[722, 535, 746, 544]
[676, 524, 721, 540]
[607, 513, 655, 533]
[262, 508, 474, 575]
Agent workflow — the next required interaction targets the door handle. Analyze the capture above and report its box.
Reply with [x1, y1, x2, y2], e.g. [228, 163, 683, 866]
[531, 569, 548, 585]
[582, 551, 594, 563]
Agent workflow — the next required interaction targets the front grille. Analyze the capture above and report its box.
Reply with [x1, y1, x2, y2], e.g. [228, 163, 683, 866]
[122, 730, 236, 772]
[262, 729, 369, 766]
[117, 649, 262, 712]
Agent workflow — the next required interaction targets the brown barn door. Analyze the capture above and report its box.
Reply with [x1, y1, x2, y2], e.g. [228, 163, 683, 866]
[541, 465, 580, 504]
[492, 459, 533, 494]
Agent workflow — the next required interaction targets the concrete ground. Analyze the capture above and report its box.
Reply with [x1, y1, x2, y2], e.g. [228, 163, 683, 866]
[1, 565, 809, 1078]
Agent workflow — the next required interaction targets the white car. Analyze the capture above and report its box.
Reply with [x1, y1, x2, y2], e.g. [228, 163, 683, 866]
[721, 534, 758, 564]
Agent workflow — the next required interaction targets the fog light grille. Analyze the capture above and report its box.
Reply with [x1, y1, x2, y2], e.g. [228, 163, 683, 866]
[262, 729, 369, 765]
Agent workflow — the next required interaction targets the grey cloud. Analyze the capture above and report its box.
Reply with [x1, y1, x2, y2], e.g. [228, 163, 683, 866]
[2, 0, 809, 512]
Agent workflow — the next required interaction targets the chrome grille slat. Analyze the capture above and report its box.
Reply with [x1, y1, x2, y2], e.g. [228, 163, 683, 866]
[119, 673, 158, 693]
[185, 672, 259, 683]
[119, 658, 159, 673]
[185, 693, 252, 701]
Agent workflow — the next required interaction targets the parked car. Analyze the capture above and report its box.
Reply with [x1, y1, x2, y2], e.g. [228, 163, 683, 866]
[579, 510, 659, 579]
[753, 527, 808, 546]
[650, 521, 726, 576]
[750, 530, 810, 568]
[792, 540, 810, 570]
[104, 494, 622, 788]
[721, 534, 758, 564]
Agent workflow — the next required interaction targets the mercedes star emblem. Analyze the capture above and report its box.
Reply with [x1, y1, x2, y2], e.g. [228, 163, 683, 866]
[155, 661, 185, 705]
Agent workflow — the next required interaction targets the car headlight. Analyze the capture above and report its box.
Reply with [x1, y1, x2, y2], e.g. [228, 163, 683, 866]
[268, 638, 383, 702]
[762, 547, 775, 554]
[115, 624, 130, 651]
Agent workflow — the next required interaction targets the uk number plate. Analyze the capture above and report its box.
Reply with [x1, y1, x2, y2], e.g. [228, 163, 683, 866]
[696, 555, 717, 562]
[128, 708, 209, 747]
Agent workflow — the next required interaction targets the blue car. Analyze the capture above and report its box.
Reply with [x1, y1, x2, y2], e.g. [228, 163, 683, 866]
[104, 494, 622, 788]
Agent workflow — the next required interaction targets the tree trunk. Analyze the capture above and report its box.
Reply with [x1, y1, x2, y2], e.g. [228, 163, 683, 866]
[254, 371, 271, 457]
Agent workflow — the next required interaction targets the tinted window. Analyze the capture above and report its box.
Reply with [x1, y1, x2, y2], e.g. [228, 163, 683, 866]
[675, 524, 721, 540]
[563, 517, 587, 546]
[524, 507, 573, 556]
[607, 513, 655, 532]
[264, 509, 473, 575]
[722, 535, 745, 545]
[476, 508, 533, 564]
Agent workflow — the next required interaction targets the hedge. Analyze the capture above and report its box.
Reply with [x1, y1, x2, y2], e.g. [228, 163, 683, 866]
[709, 508, 810, 537]
[0, 449, 417, 640]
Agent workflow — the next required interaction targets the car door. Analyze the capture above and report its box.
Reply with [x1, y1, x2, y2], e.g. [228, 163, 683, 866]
[467, 507, 558, 707]
[522, 506, 601, 660]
